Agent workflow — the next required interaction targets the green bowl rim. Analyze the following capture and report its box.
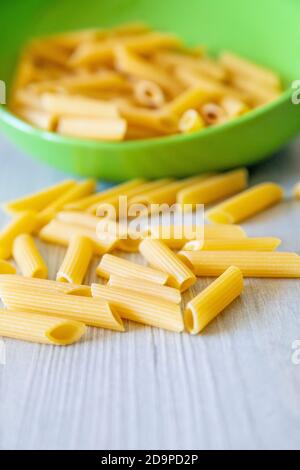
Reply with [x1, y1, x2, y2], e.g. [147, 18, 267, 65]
[0, 88, 293, 150]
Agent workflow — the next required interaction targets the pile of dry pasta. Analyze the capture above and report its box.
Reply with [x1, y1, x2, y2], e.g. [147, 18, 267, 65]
[0, 171, 299, 346]
[9, 22, 283, 141]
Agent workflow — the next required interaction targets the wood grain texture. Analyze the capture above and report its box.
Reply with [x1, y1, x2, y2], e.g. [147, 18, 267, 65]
[0, 135, 299, 450]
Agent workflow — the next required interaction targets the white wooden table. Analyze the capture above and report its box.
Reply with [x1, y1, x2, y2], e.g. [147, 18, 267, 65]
[0, 134, 299, 450]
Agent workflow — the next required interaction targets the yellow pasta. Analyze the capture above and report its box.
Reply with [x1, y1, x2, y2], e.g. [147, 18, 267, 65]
[56, 211, 100, 230]
[165, 87, 213, 116]
[148, 223, 247, 249]
[293, 182, 300, 199]
[0, 211, 37, 259]
[0, 274, 91, 296]
[108, 275, 182, 304]
[139, 238, 196, 292]
[3, 179, 75, 214]
[179, 109, 205, 133]
[133, 80, 165, 108]
[183, 237, 281, 252]
[41, 93, 120, 118]
[114, 46, 181, 96]
[0, 309, 86, 345]
[231, 76, 280, 106]
[220, 52, 281, 90]
[0, 261, 16, 274]
[13, 234, 48, 278]
[56, 235, 93, 284]
[220, 96, 249, 118]
[178, 251, 300, 278]
[177, 169, 248, 206]
[0, 285, 124, 330]
[91, 283, 184, 332]
[206, 183, 284, 224]
[184, 266, 244, 334]
[96, 254, 169, 285]
[39, 219, 118, 255]
[16, 108, 58, 131]
[64, 179, 145, 211]
[57, 116, 127, 141]
[201, 103, 227, 125]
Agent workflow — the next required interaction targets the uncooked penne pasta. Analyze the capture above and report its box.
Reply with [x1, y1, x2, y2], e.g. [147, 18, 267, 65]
[39, 219, 118, 255]
[3, 179, 75, 214]
[17, 108, 58, 131]
[139, 238, 196, 292]
[183, 237, 281, 252]
[179, 109, 205, 133]
[148, 223, 247, 249]
[231, 76, 280, 106]
[56, 235, 93, 284]
[13, 234, 48, 278]
[178, 251, 300, 278]
[206, 183, 284, 224]
[220, 96, 249, 118]
[185, 266, 244, 334]
[41, 179, 96, 215]
[57, 116, 127, 142]
[201, 103, 227, 125]
[114, 46, 181, 96]
[96, 254, 169, 285]
[0, 309, 86, 345]
[65, 179, 145, 211]
[0, 211, 37, 259]
[177, 169, 248, 206]
[0, 261, 16, 274]
[0, 274, 91, 296]
[41, 93, 119, 118]
[91, 283, 184, 332]
[56, 211, 100, 230]
[165, 87, 213, 116]
[133, 80, 165, 108]
[293, 182, 300, 199]
[108, 275, 182, 304]
[0, 285, 124, 330]
[220, 52, 281, 89]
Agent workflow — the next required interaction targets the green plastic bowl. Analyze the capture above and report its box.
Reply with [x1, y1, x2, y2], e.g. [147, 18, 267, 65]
[0, 0, 299, 181]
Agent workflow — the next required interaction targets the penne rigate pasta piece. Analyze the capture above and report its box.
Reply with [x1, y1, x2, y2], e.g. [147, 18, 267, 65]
[139, 238, 196, 292]
[178, 251, 300, 278]
[108, 274, 182, 304]
[165, 87, 213, 116]
[0, 211, 37, 260]
[184, 266, 244, 334]
[56, 211, 100, 230]
[154, 51, 226, 81]
[16, 108, 58, 131]
[91, 283, 184, 332]
[177, 169, 248, 206]
[64, 179, 145, 211]
[41, 93, 120, 118]
[201, 103, 227, 125]
[116, 99, 177, 134]
[29, 39, 70, 67]
[133, 80, 165, 108]
[3, 180, 75, 214]
[0, 285, 125, 330]
[56, 235, 93, 284]
[97, 254, 169, 285]
[220, 96, 249, 118]
[206, 183, 284, 224]
[0, 309, 86, 345]
[94, 179, 174, 215]
[179, 109, 205, 133]
[183, 237, 281, 252]
[231, 76, 280, 106]
[35, 179, 97, 229]
[148, 223, 246, 249]
[46, 71, 128, 94]
[0, 274, 91, 296]
[220, 52, 281, 90]
[130, 175, 212, 206]
[13, 234, 48, 279]
[114, 46, 181, 96]
[57, 116, 127, 142]
[294, 182, 300, 199]
[39, 219, 118, 255]
[0, 261, 16, 275]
